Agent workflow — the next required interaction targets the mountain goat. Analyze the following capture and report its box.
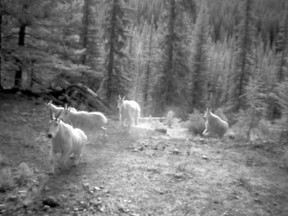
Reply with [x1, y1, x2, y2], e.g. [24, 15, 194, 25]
[202, 108, 229, 139]
[47, 110, 87, 174]
[60, 105, 107, 142]
[117, 96, 141, 133]
[46, 100, 76, 116]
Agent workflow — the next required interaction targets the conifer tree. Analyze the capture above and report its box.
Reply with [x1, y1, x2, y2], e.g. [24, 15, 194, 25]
[0, 0, 2, 89]
[152, 0, 194, 115]
[103, 0, 130, 104]
[275, 78, 288, 142]
[228, 0, 256, 111]
[81, 0, 103, 71]
[189, 0, 209, 111]
[275, 2, 288, 82]
[143, 20, 156, 113]
[243, 77, 265, 139]
[81, 0, 104, 92]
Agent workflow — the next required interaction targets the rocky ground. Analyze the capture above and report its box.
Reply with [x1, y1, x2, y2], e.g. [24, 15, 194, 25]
[0, 92, 288, 216]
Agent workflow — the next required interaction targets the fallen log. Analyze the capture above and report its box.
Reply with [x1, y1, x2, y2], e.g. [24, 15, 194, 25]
[64, 84, 113, 114]
[139, 116, 167, 122]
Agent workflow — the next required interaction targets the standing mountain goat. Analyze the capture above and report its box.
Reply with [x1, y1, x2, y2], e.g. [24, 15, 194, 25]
[60, 105, 107, 142]
[46, 100, 76, 116]
[47, 110, 87, 174]
[117, 96, 141, 133]
[202, 108, 229, 138]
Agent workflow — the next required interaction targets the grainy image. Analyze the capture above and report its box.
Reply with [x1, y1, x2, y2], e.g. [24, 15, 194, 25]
[0, 0, 288, 215]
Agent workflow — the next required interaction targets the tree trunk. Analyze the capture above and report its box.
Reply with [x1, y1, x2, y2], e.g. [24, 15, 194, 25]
[106, 0, 117, 103]
[14, 24, 26, 88]
[277, 7, 288, 82]
[0, 1, 2, 90]
[143, 24, 153, 113]
[81, 0, 90, 64]
[164, 0, 175, 108]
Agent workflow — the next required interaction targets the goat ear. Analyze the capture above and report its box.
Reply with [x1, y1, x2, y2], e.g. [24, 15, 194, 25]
[122, 96, 125, 101]
[118, 95, 121, 100]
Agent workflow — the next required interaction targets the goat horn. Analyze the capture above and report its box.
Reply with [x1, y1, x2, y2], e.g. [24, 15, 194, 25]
[49, 109, 54, 120]
[55, 110, 63, 120]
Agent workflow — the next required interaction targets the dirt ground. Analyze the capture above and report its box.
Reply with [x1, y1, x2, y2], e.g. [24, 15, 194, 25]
[0, 92, 288, 216]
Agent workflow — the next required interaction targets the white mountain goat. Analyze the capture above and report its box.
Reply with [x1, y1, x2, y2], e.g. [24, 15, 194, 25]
[47, 110, 87, 174]
[202, 108, 229, 138]
[46, 100, 76, 116]
[60, 105, 107, 142]
[117, 96, 141, 133]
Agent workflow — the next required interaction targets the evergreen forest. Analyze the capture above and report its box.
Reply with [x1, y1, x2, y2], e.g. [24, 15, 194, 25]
[1, 0, 287, 126]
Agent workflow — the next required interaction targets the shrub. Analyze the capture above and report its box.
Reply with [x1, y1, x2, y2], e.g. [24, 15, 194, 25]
[186, 110, 205, 136]
[15, 162, 33, 186]
[0, 167, 15, 192]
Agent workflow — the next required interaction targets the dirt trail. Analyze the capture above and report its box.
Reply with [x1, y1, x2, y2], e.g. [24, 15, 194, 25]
[0, 93, 288, 216]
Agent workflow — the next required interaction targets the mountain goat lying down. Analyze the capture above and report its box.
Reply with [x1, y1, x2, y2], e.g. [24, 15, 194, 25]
[47, 110, 87, 174]
[117, 96, 141, 133]
[202, 108, 229, 138]
[60, 105, 108, 142]
[46, 100, 77, 116]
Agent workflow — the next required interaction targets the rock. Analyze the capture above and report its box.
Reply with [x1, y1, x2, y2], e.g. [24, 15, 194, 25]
[18, 190, 28, 198]
[79, 201, 87, 209]
[83, 182, 90, 190]
[6, 195, 18, 202]
[0, 204, 6, 211]
[22, 198, 34, 208]
[42, 196, 60, 207]
[202, 155, 208, 160]
[93, 186, 101, 191]
[44, 185, 50, 192]
[26, 210, 33, 215]
[89, 199, 101, 207]
[172, 149, 181, 155]
[43, 205, 51, 211]
[173, 173, 185, 180]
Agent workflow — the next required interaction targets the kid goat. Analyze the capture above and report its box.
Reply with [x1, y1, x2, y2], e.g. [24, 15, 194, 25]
[60, 105, 107, 142]
[117, 96, 141, 133]
[202, 108, 229, 138]
[47, 110, 87, 174]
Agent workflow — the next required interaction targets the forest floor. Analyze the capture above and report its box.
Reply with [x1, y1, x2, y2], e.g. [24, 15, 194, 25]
[0, 92, 288, 216]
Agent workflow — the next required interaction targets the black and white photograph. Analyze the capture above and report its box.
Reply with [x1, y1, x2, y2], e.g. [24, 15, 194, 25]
[0, 0, 287, 215]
